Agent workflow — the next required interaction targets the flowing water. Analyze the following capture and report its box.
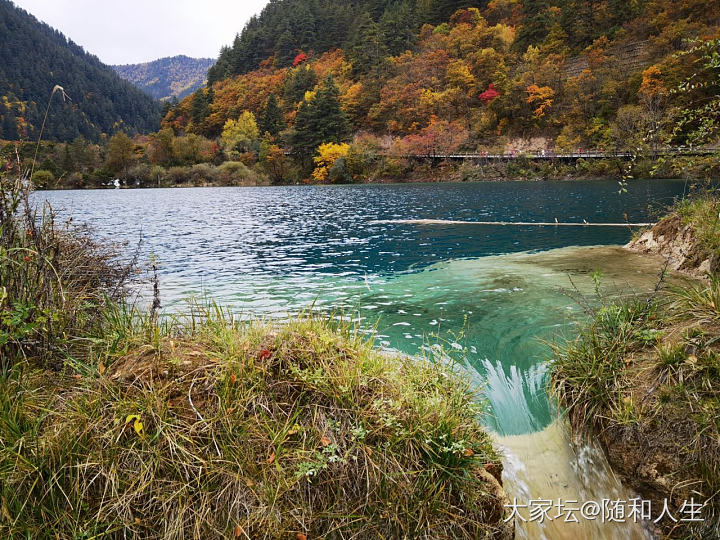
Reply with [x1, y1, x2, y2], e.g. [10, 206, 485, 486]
[37, 179, 689, 538]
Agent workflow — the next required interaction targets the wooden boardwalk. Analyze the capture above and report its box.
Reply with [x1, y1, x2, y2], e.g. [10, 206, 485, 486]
[389, 147, 716, 162]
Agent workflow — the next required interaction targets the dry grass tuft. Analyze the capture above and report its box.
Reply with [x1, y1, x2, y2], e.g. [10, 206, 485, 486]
[1, 310, 511, 539]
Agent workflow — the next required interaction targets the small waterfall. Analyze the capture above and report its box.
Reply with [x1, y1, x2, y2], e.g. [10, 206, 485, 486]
[497, 422, 654, 539]
[481, 359, 551, 435]
[481, 360, 655, 538]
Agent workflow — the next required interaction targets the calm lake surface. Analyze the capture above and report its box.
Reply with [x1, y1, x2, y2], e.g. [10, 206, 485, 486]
[38, 179, 689, 436]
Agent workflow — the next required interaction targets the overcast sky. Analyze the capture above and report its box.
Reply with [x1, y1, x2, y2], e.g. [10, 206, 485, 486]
[13, 0, 269, 65]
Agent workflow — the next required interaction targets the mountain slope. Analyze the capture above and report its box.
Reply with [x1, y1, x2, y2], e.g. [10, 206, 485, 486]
[113, 56, 216, 101]
[169, 0, 718, 156]
[0, 0, 161, 142]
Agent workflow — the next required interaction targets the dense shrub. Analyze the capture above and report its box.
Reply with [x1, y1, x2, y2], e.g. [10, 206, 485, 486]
[0, 177, 131, 368]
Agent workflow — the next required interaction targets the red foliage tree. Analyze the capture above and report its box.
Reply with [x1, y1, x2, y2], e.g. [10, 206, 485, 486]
[479, 83, 500, 104]
[293, 52, 308, 67]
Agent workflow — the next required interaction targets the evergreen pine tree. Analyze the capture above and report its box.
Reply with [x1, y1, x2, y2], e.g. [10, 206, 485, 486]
[259, 93, 286, 137]
[1, 112, 17, 140]
[314, 76, 350, 144]
[275, 27, 297, 67]
[62, 144, 75, 173]
[291, 99, 316, 157]
[292, 4, 317, 50]
[291, 75, 350, 157]
[283, 65, 318, 105]
[380, 1, 418, 56]
[422, 0, 474, 26]
[561, 0, 600, 48]
[0, 0, 160, 142]
[348, 12, 388, 78]
[514, 0, 552, 52]
[190, 89, 210, 126]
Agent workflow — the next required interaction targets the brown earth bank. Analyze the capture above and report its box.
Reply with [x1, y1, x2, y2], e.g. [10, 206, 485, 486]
[627, 213, 719, 279]
[554, 195, 720, 539]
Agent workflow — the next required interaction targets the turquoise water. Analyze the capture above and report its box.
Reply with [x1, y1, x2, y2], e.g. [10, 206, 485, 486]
[37, 180, 688, 436]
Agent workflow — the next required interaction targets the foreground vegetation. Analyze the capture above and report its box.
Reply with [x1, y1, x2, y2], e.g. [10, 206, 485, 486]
[676, 195, 720, 268]
[0, 178, 511, 538]
[551, 194, 720, 539]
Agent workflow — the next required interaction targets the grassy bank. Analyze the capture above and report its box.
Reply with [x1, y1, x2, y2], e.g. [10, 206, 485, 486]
[676, 195, 720, 267]
[0, 179, 511, 538]
[551, 195, 720, 539]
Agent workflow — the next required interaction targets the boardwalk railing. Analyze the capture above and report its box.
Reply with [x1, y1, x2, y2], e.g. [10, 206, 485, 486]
[387, 147, 717, 161]
[283, 147, 717, 160]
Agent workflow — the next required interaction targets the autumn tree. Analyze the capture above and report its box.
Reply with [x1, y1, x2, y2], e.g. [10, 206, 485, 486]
[312, 142, 350, 182]
[259, 135, 293, 183]
[479, 83, 500, 104]
[148, 128, 176, 166]
[395, 116, 469, 155]
[105, 132, 136, 175]
[638, 65, 668, 153]
[526, 84, 555, 119]
[610, 104, 649, 151]
[221, 111, 260, 155]
[174, 134, 216, 165]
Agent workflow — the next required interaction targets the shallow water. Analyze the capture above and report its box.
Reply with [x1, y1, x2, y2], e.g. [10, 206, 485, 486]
[36, 179, 688, 538]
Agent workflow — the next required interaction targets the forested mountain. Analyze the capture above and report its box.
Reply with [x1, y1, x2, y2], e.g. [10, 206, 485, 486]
[0, 0, 161, 142]
[22, 0, 716, 187]
[208, 0, 474, 83]
[169, 0, 719, 158]
[113, 56, 216, 101]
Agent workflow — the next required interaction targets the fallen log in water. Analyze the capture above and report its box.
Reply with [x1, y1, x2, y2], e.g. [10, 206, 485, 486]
[369, 219, 654, 227]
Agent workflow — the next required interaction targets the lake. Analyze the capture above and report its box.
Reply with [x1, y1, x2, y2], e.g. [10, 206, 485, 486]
[38, 179, 688, 436]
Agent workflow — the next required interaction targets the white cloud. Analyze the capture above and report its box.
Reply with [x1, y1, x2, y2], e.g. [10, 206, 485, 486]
[12, 0, 269, 64]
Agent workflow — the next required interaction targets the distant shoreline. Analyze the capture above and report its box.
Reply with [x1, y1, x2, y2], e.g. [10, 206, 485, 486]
[32, 173, 700, 191]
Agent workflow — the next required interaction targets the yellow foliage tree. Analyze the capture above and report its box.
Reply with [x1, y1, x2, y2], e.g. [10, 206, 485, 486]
[312, 142, 350, 182]
[221, 111, 259, 154]
[639, 65, 665, 98]
[526, 84, 555, 118]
